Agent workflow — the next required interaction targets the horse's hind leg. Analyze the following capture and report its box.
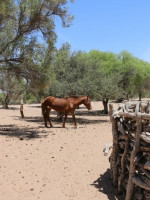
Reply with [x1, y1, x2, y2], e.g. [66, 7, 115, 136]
[46, 108, 53, 127]
[71, 112, 77, 128]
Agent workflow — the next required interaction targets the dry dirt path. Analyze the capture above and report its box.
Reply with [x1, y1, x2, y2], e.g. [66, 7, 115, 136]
[0, 102, 123, 200]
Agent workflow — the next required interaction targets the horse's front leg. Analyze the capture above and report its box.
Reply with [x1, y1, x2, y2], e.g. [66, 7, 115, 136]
[71, 111, 77, 128]
[62, 111, 69, 128]
[46, 108, 53, 128]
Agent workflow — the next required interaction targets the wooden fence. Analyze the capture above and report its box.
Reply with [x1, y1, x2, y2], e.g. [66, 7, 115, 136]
[109, 101, 150, 200]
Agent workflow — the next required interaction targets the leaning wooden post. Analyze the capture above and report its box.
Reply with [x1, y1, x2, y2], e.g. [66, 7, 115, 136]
[20, 98, 24, 118]
[118, 135, 129, 194]
[109, 104, 119, 187]
[125, 113, 141, 200]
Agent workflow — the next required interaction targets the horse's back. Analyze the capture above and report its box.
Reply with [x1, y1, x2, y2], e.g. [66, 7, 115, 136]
[42, 96, 69, 112]
[51, 98, 69, 112]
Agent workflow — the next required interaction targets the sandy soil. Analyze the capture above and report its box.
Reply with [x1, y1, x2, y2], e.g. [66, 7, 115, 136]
[0, 101, 123, 200]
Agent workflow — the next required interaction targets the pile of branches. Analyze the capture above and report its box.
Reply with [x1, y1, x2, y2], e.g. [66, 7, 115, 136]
[109, 101, 150, 200]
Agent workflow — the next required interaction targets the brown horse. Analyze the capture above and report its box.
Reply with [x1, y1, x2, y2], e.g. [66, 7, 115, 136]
[41, 96, 92, 128]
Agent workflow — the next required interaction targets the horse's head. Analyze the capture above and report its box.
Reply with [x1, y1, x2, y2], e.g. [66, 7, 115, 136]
[83, 96, 92, 110]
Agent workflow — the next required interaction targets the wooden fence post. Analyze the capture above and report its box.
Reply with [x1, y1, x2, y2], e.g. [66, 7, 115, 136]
[20, 98, 24, 118]
[109, 104, 119, 187]
[125, 113, 141, 200]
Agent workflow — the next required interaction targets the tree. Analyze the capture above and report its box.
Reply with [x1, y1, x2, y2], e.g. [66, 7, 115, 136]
[50, 43, 97, 98]
[118, 51, 137, 100]
[0, 71, 26, 108]
[87, 50, 123, 113]
[130, 60, 150, 100]
[0, 0, 74, 82]
[49, 47, 124, 114]
[99, 73, 123, 113]
[48, 46, 150, 114]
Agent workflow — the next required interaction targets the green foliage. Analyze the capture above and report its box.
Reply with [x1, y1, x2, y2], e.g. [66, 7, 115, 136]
[0, 0, 74, 80]
[0, 0, 74, 106]
[50, 44, 98, 98]
[49, 45, 150, 104]
[129, 60, 150, 99]
[0, 92, 4, 105]
[49, 44, 123, 101]
[25, 92, 38, 104]
[84, 50, 123, 100]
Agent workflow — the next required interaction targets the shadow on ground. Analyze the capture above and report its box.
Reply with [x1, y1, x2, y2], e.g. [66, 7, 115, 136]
[91, 169, 124, 200]
[75, 109, 108, 116]
[0, 106, 19, 110]
[0, 124, 48, 140]
[24, 115, 109, 125]
[0, 107, 110, 139]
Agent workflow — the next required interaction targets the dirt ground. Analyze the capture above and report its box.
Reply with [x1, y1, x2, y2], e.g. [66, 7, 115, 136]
[0, 101, 124, 200]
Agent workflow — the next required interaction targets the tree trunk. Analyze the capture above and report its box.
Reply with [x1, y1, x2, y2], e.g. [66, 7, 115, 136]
[126, 93, 129, 101]
[20, 104, 24, 118]
[20, 98, 24, 118]
[139, 92, 142, 101]
[102, 98, 109, 114]
[2, 94, 10, 109]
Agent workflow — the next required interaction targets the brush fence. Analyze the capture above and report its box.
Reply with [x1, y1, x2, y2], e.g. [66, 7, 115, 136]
[109, 101, 150, 200]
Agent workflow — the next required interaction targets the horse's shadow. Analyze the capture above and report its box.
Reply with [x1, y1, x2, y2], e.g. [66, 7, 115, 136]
[91, 169, 124, 200]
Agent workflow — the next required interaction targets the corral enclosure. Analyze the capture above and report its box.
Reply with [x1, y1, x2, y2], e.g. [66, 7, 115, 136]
[109, 101, 150, 200]
[0, 101, 122, 200]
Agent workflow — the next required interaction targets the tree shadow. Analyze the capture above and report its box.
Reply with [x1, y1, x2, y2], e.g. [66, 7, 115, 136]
[25, 116, 43, 123]
[75, 110, 108, 116]
[91, 169, 124, 200]
[0, 106, 19, 110]
[63, 117, 109, 125]
[3, 107, 109, 138]
[27, 105, 41, 108]
[24, 116, 109, 125]
[0, 124, 48, 140]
